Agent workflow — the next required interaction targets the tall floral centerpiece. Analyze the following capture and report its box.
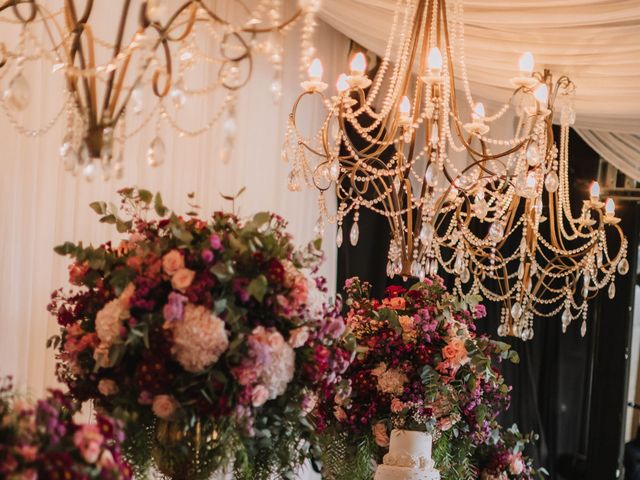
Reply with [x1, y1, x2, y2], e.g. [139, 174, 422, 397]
[48, 188, 352, 479]
[318, 278, 546, 480]
[0, 377, 131, 479]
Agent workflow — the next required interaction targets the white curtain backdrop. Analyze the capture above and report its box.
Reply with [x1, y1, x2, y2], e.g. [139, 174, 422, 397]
[319, 0, 640, 177]
[0, 10, 349, 413]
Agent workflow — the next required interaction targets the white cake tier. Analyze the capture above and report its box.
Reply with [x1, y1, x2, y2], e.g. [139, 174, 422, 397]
[373, 430, 440, 480]
[388, 430, 433, 460]
[375, 464, 441, 480]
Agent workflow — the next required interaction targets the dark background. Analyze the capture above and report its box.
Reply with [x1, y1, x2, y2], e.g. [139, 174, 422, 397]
[335, 128, 639, 479]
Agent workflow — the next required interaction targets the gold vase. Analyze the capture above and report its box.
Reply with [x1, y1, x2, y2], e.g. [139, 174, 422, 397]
[152, 419, 205, 480]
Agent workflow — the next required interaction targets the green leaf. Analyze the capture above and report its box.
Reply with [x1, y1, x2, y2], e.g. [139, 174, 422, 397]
[116, 219, 131, 233]
[89, 201, 107, 215]
[138, 189, 153, 204]
[253, 211, 271, 226]
[54, 242, 77, 256]
[170, 224, 193, 244]
[247, 274, 268, 302]
[154, 192, 168, 217]
[99, 214, 117, 224]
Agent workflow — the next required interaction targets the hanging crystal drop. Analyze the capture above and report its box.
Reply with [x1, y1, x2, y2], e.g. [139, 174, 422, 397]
[534, 197, 543, 216]
[418, 268, 426, 282]
[336, 226, 343, 248]
[386, 260, 394, 277]
[582, 286, 589, 298]
[510, 302, 523, 320]
[131, 87, 144, 114]
[517, 262, 525, 280]
[474, 198, 488, 220]
[617, 258, 629, 275]
[82, 161, 96, 182]
[429, 125, 439, 146]
[287, 170, 301, 192]
[411, 260, 421, 277]
[146, 0, 169, 22]
[393, 175, 402, 193]
[580, 320, 587, 338]
[530, 262, 538, 276]
[454, 251, 465, 274]
[147, 136, 165, 167]
[488, 222, 505, 243]
[544, 171, 559, 192]
[596, 249, 603, 268]
[349, 222, 359, 246]
[329, 161, 340, 181]
[561, 308, 571, 332]
[608, 282, 616, 299]
[497, 324, 507, 337]
[3, 72, 30, 111]
[424, 164, 436, 186]
[526, 144, 540, 166]
[430, 258, 438, 276]
[583, 272, 591, 287]
[59, 134, 76, 171]
[170, 81, 187, 109]
[419, 222, 434, 244]
[460, 267, 470, 284]
[270, 77, 283, 103]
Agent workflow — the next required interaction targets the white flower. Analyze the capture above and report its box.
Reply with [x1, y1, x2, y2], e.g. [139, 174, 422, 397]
[261, 332, 295, 399]
[170, 304, 229, 373]
[95, 299, 129, 346]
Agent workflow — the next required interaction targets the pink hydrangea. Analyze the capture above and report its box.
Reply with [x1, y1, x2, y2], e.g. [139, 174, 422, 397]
[73, 424, 104, 463]
[168, 304, 229, 373]
[95, 299, 129, 346]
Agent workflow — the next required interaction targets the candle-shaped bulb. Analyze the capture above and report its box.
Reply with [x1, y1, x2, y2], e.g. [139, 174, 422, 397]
[590, 181, 600, 199]
[519, 52, 535, 75]
[350, 52, 367, 75]
[605, 198, 615, 215]
[336, 73, 349, 93]
[533, 84, 549, 105]
[307, 58, 323, 81]
[399, 96, 411, 115]
[472, 102, 486, 121]
[427, 47, 443, 71]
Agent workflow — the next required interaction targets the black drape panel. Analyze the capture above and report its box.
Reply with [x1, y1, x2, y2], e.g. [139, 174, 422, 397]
[336, 127, 635, 479]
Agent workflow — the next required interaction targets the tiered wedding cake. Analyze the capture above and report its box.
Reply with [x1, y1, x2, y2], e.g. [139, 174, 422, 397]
[374, 430, 441, 480]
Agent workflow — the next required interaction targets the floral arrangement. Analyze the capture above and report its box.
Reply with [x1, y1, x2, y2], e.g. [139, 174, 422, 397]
[48, 188, 352, 479]
[0, 376, 131, 479]
[319, 277, 545, 480]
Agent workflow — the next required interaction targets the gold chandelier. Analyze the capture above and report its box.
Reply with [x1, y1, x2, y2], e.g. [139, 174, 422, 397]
[284, 0, 628, 340]
[0, 0, 318, 180]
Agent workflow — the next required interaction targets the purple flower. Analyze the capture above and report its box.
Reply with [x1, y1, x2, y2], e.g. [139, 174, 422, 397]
[201, 249, 214, 264]
[209, 234, 222, 250]
[162, 292, 188, 323]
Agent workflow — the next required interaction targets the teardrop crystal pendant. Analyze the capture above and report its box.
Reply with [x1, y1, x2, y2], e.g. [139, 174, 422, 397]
[608, 282, 616, 299]
[287, 170, 301, 192]
[580, 320, 587, 337]
[510, 302, 523, 320]
[411, 260, 421, 277]
[349, 222, 359, 246]
[336, 226, 343, 248]
[131, 87, 144, 114]
[82, 161, 96, 182]
[419, 222, 434, 243]
[59, 134, 76, 171]
[393, 176, 402, 193]
[561, 307, 571, 332]
[3, 72, 30, 111]
[113, 153, 124, 180]
[460, 267, 470, 284]
[544, 171, 559, 192]
[170, 82, 187, 109]
[517, 262, 525, 280]
[488, 222, 505, 243]
[329, 161, 340, 181]
[147, 136, 165, 167]
[617, 258, 629, 275]
[526, 144, 540, 166]
[424, 163, 436, 186]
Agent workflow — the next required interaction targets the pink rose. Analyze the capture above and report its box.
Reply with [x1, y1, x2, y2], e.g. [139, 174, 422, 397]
[390, 398, 405, 413]
[97, 379, 118, 396]
[15, 445, 38, 462]
[162, 249, 185, 276]
[333, 406, 347, 422]
[73, 425, 104, 464]
[138, 391, 153, 405]
[288, 327, 310, 348]
[171, 268, 195, 292]
[383, 297, 406, 310]
[372, 423, 390, 447]
[442, 337, 469, 367]
[437, 416, 455, 431]
[251, 385, 270, 407]
[152, 394, 179, 420]
[233, 367, 258, 386]
[509, 453, 525, 475]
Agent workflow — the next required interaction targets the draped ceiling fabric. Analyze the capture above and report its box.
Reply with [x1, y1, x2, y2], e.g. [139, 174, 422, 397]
[319, 0, 640, 178]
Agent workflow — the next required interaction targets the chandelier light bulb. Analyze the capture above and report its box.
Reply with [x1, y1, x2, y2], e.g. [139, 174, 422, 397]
[336, 73, 350, 93]
[307, 58, 323, 81]
[519, 52, 535, 75]
[590, 181, 600, 200]
[427, 47, 443, 71]
[350, 52, 367, 76]
[605, 198, 615, 215]
[533, 84, 549, 105]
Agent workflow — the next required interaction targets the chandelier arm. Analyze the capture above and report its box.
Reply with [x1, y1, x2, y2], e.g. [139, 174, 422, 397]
[101, 0, 131, 120]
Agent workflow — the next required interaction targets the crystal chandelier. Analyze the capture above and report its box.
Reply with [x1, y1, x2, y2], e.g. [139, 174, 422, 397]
[283, 0, 628, 339]
[0, 0, 318, 180]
